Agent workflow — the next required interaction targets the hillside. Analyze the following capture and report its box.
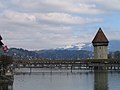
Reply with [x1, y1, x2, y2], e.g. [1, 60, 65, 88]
[8, 48, 92, 60]
[7, 40, 120, 60]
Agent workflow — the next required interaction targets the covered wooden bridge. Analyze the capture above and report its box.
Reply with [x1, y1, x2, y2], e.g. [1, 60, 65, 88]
[13, 59, 120, 70]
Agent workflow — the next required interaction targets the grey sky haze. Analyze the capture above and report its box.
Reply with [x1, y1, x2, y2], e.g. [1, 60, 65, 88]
[0, 0, 120, 50]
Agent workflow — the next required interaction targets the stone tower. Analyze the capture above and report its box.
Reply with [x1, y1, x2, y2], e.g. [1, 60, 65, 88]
[92, 28, 109, 59]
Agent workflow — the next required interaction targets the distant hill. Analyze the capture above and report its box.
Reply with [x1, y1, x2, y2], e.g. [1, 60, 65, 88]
[8, 48, 92, 60]
[8, 48, 39, 60]
[35, 50, 92, 60]
[109, 40, 120, 51]
[7, 40, 120, 60]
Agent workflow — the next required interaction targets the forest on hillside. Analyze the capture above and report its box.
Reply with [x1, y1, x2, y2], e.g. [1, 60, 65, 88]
[7, 48, 120, 60]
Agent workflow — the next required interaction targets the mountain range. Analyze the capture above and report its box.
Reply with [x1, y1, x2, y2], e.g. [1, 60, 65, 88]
[7, 40, 120, 60]
[57, 40, 120, 51]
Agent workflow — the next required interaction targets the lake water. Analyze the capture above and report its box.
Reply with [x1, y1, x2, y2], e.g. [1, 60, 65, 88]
[1, 69, 120, 90]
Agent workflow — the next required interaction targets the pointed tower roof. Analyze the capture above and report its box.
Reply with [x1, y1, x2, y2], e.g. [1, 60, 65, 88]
[0, 35, 4, 46]
[0, 35, 2, 40]
[92, 28, 109, 43]
[0, 41, 4, 46]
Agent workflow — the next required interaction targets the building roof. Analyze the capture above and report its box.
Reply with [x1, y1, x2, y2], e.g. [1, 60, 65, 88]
[0, 41, 4, 46]
[92, 28, 109, 43]
[0, 35, 2, 40]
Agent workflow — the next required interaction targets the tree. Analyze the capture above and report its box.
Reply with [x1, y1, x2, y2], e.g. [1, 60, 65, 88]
[0, 55, 13, 69]
[114, 51, 120, 59]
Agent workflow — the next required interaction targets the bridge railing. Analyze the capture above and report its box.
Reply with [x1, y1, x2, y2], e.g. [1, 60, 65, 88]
[14, 59, 120, 64]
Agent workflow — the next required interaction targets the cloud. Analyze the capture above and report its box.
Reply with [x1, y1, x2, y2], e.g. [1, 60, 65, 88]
[1, 10, 103, 26]
[1, 25, 81, 50]
[44, 0, 103, 14]
[36, 13, 103, 25]
[3, 10, 36, 23]
[0, 1, 6, 11]
[94, 0, 120, 11]
[9, 0, 120, 14]
[9, 0, 103, 15]
[0, 0, 120, 50]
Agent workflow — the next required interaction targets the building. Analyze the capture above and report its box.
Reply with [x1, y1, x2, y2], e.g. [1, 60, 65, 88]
[0, 35, 14, 85]
[0, 35, 4, 56]
[92, 28, 109, 59]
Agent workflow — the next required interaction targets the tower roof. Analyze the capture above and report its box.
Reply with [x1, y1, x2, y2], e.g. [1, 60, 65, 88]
[92, 28, 109, 43]
[0, 41, 4, 46]
[0, 35, 2, 40]
[0, 35, 4, 46]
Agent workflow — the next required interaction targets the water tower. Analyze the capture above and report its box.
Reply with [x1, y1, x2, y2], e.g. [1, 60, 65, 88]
[92, 28, 109, 59]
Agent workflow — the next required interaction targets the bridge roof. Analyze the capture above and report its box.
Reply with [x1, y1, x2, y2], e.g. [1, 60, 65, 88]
[92, 28, 109, 43]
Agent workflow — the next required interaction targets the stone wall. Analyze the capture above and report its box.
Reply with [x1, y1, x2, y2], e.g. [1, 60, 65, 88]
[94, 46, 108, 59]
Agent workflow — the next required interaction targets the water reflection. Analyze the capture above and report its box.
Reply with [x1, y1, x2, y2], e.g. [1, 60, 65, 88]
[0, 84, 13, 90]
[94, 70, 108, 90]
[2, 69, 115, 90]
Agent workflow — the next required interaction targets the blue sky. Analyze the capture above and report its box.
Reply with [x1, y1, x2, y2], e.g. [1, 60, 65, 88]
[0, 0, 120, 50]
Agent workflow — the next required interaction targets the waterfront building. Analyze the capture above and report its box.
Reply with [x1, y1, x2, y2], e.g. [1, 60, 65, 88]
[0, 35, 4, 56]
[0, 35, 13, 85]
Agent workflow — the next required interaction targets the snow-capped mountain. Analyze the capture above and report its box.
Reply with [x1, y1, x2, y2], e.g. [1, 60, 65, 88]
[56, 40, 120, 51]
[81, 40, 120, 51]
[64, 43, 85, 50]
[56, 43, 85, 50]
